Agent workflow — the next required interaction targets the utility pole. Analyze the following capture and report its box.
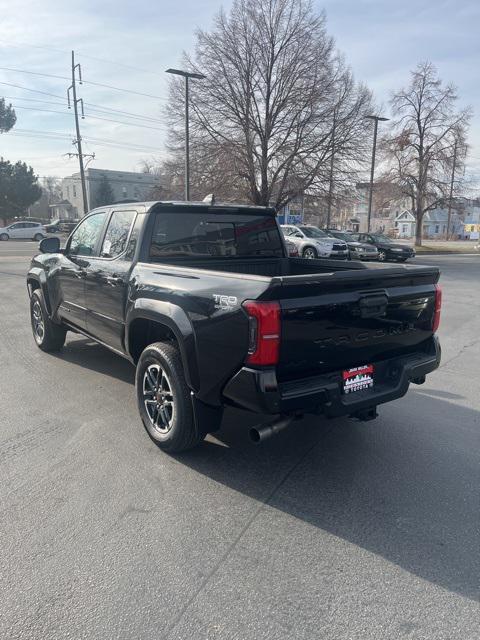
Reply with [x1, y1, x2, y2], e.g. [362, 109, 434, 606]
[446, 139, 458, 240]
[68, 51, 88, 215]
[165, 68, 206, 201]
[364, 114, 389, 232]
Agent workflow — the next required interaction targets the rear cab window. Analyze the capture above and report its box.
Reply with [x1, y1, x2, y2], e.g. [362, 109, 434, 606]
[148, 207, 284, 260]
[101, 210, 136, 258]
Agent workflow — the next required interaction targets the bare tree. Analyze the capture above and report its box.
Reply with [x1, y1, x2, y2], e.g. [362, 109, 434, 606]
[165, 0, 373, 209]
[42, 176, 62, 206]
[382, 62, 471, 246]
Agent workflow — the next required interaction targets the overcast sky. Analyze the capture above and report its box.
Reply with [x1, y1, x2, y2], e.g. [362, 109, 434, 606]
[0, 0, 478, 189]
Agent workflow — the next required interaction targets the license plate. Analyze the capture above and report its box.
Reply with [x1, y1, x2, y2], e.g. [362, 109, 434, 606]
[342, 365, 374, 394]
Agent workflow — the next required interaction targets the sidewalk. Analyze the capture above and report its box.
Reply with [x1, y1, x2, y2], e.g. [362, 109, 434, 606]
[397, 239, 480, 254]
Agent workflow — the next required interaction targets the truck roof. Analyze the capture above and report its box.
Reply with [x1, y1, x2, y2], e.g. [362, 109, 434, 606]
[88, 201, 277, 216]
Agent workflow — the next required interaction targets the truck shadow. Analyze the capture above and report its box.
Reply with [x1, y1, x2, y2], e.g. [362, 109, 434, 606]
[55, 338, 478, 602]
[178, 399, 480, 603]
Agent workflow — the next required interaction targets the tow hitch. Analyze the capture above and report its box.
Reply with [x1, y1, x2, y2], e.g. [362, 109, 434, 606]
[350, 406, 378, 422]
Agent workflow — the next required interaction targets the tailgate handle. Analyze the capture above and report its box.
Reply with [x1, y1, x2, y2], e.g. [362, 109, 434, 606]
[358, 294, 388, 318]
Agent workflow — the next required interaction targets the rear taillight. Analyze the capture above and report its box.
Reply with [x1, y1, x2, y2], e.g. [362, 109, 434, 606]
[242, 300, 281, 366]
[432, 284, 442, 333]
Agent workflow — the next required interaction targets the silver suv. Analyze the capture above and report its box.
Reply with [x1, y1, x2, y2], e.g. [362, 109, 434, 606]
[281, 224, 349, 259]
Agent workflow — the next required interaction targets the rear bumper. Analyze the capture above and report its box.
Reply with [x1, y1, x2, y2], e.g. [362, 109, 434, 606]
[222, 336, 441, 417]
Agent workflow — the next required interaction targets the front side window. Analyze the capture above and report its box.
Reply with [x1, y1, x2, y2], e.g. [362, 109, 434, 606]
[149, 209, 283, 259]
[69, 212, 107, 256]
[101, 210, 136, 258]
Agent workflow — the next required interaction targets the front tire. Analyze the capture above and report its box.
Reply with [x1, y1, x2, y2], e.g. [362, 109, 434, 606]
[0, 233, 9, 241]
[378, 249, 387, 262]
[302, 246, 318, 259]
[30, 289, 67, 352]
[136, 341, 204, 453]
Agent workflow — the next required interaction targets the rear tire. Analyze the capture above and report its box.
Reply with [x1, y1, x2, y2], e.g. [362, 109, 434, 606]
[0, 233, 9, 241]
[136, 341, 204, 453]
[302, 246, 318, 259]
[33, 233, 44, 241]
[30, 289, 67, 352]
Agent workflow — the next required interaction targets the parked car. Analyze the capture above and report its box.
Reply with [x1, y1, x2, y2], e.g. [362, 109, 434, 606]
[59, 220, 80, 234]
[0, 221, 46, 241]
[284, 238, 299, 257]
[325, 230, 379, 261]
[281, 224, 349, 259]
[27, 201, 441, 453]
[45, 220, 61, 233]
[353, 233, 415, 262]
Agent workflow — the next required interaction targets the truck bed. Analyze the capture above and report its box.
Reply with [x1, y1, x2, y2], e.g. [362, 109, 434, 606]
[144, 255, 439, 384]
[152, 255, 365, 278]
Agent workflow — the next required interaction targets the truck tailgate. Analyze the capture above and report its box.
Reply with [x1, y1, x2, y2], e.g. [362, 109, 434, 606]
[268, 265, 440, 381]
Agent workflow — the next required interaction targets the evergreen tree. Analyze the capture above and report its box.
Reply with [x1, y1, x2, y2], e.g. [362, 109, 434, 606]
[0, 159, 42, 222]
[94, 173, 114, 207]
[0, 98, 16, 133]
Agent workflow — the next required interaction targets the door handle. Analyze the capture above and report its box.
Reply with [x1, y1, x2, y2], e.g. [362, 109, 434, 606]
[105, 274, 123, 286]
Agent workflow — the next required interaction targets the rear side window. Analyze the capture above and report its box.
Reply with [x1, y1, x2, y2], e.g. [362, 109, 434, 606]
[101, 210, 136, 258]
[149, 210, 283, 259]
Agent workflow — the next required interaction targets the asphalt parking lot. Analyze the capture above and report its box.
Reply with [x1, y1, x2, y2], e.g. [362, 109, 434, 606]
[0, 242, 479, 640]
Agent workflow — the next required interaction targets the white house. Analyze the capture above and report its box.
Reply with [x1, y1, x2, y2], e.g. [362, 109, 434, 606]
[394, 210, 416, 237]
[61, 168, 161, 216]
[394, 209, 464, 239]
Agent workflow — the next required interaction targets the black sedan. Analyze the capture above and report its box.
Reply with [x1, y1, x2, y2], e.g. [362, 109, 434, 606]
[352, 233, 415, 262]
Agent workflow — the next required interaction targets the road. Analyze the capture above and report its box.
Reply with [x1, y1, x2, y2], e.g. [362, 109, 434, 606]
[0, 242, 479, 640]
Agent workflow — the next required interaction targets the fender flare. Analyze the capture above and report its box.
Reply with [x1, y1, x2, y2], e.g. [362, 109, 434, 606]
[126, 299, 200, 392]
[26, 268, 53, 316]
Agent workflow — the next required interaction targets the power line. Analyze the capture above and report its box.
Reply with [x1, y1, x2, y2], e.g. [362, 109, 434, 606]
[0, 40, 167, 79]
[3, 93, 164, 124]
[6, 130, 162, 152]
[0, 65, 168, 100]
[2, 95, 66, 108]
[0, 66, 69, 81]
[12, 105, 73, 117]
[0, 80, 65, 100]
[84, 104, 164, 123]
[10, 104, 168, 131]
[12, 128, 159, 147]
[81, 79, 167, 101]
[82, 113, 167, 131]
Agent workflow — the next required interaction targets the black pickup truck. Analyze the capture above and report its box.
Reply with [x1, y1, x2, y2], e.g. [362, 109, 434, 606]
[27, 201, 442, 452]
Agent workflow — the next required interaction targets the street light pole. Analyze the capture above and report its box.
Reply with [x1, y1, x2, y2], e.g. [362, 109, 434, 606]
[166, 68, 206, 201]
[364, 114, 389, 232]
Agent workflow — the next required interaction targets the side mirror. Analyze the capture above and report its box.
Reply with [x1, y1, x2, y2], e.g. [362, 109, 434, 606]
[39, 236, 61, 254]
